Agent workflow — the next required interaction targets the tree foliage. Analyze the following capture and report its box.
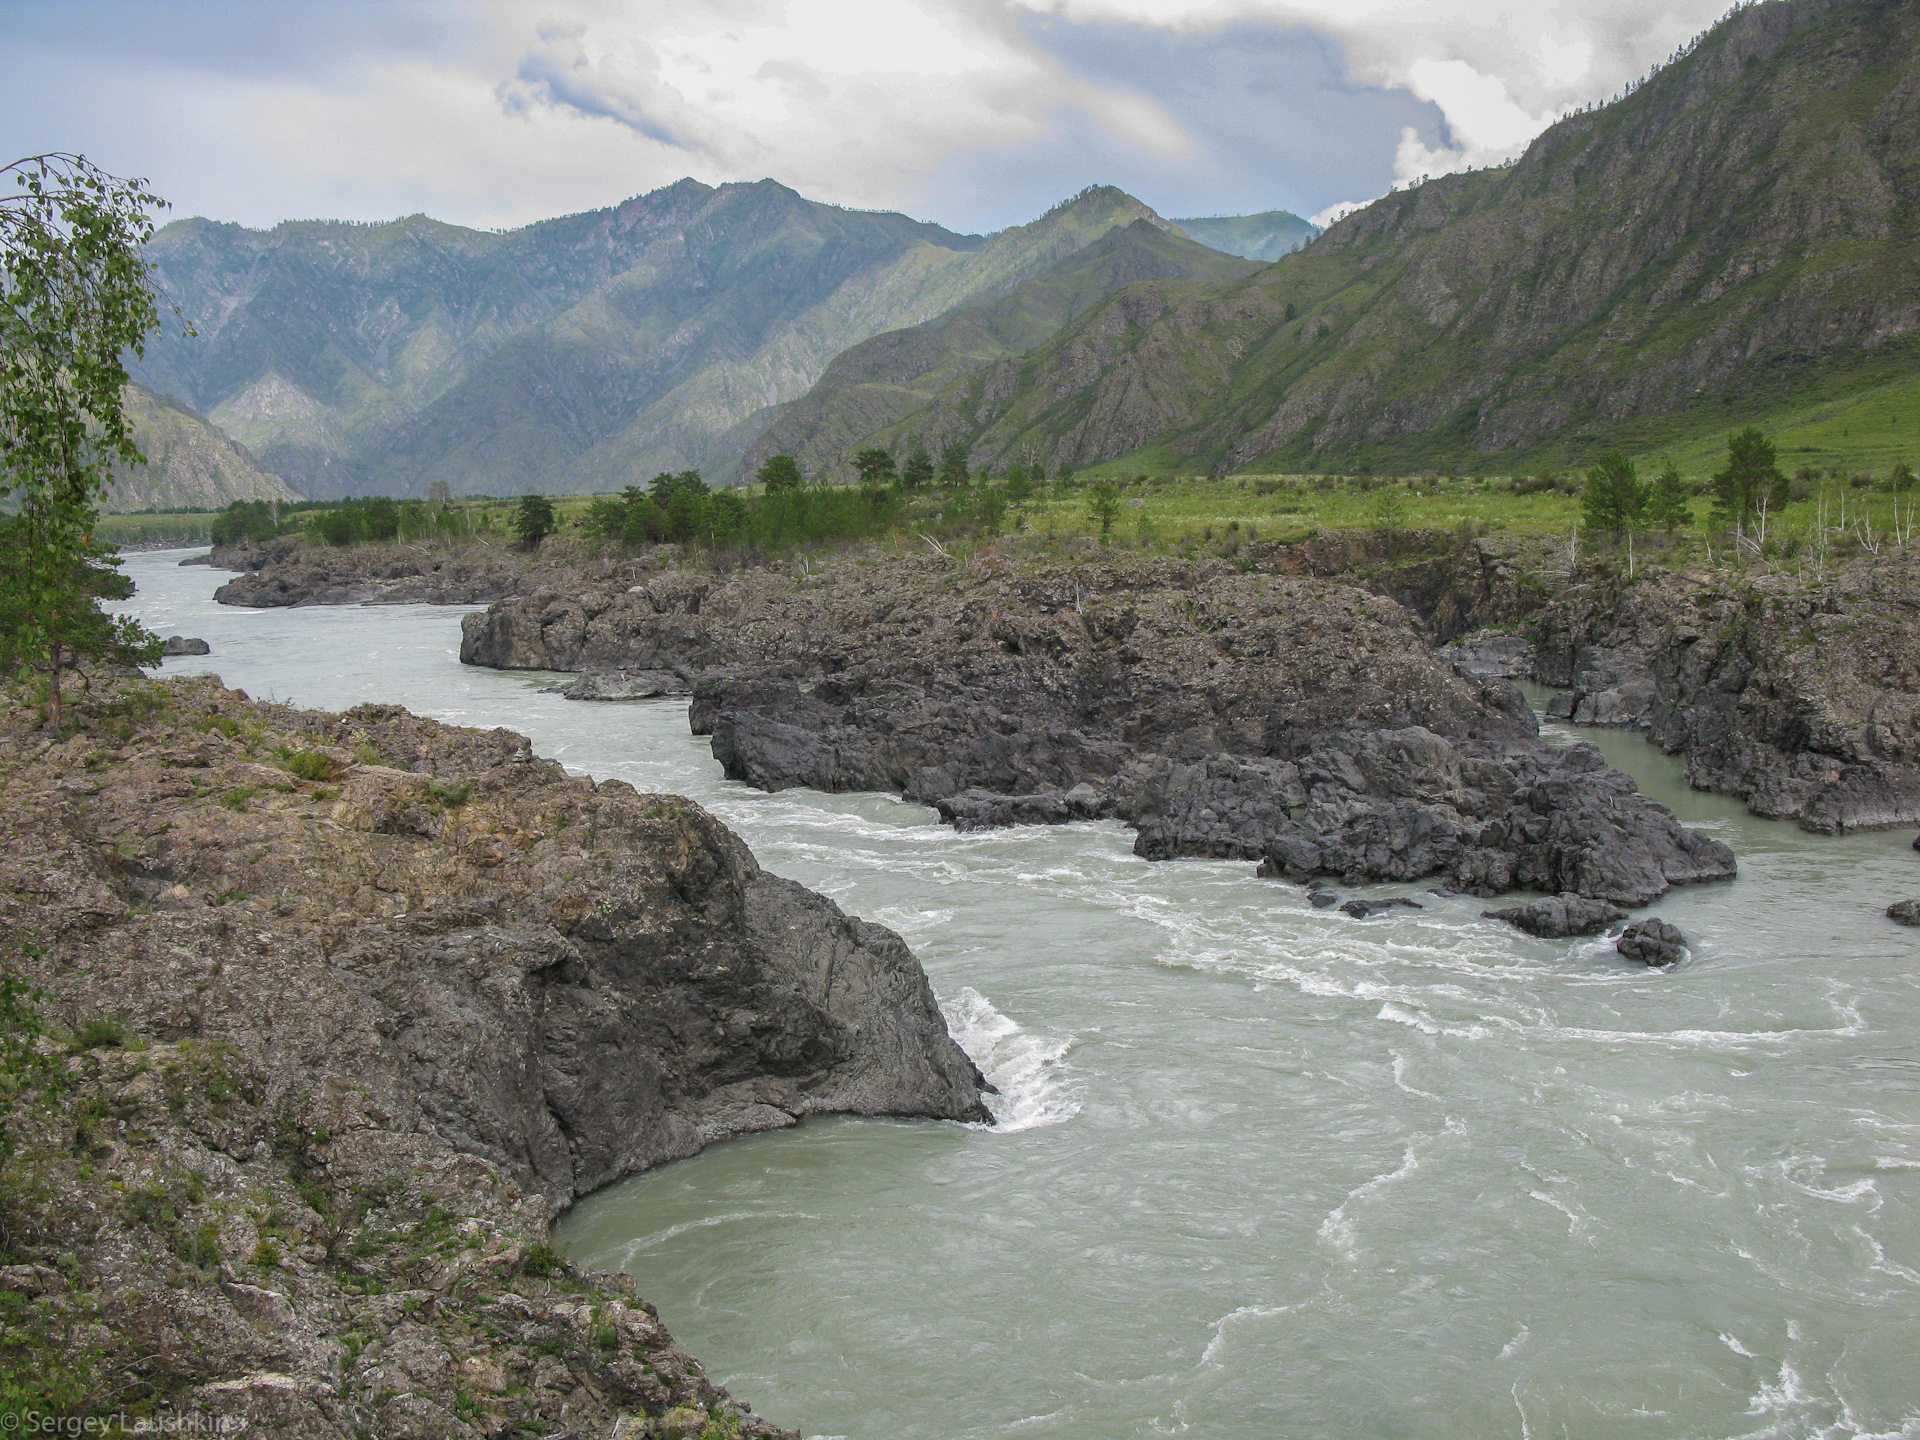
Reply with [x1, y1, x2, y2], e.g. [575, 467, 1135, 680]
[1088, 481, 1122, 541]
[936, 442, 971, 490]
[1711, 426, 1787, 531]
[899, 446, 935, 493]
[0, 154, 170, 724]
[513, 493, 557, 549]
[1581, 450, 1647, 542]
[1647, 461, 1694, 535]
[852, 448, 896, 495]
[755, 454, 804, 492]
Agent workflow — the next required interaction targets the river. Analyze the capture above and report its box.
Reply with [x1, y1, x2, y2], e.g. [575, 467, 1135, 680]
[123, 550, 1920, 1440]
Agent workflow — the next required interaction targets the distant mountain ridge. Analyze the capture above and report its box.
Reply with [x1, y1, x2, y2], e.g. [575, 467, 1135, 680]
[743, 219, 1262, 481]
[1170, 210, 1319, 262]
[797, 0, 1919, 475]
[130, 181, 1237, 496]
[105, 385, 300, 513]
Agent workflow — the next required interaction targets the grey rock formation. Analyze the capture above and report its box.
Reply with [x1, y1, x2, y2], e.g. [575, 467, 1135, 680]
[1618, 917, 1689, 964]
[160, 635, 211, 656]
[1888, 900, 1920, 927]
[550, 669, 689, 701]
[1483, 894, 1628, 938]
[1341, 897, 1423, 919]
[456, 551, 1734, 907]
[0, 678, 863, 1437]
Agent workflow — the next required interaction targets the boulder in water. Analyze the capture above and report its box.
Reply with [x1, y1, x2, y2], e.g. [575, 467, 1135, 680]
[1483, 894, 1625, 937]
[1617, 917, 1688, 965]
[1341, 896, 1424, 919]
[1888, 899, 1920, 927]
[553, 669, 685, 701]
[1307, 888, 1340, 909]
[160, 636, 210, 657]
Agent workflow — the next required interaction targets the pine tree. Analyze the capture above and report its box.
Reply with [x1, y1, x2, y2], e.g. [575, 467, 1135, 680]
[936, 442, 971, 490]
[1712, 427, 1786, 531]
[852, 448, 896, 494]
[1581, 450, 1647, 543]
[513, 493, 557, 548]
[899, 446, 935, 492]
[755, 454, 803, 492]
[1646, 461, 1694, 535]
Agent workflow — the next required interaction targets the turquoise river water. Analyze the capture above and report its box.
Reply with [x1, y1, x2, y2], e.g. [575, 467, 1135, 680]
[123, 550, 1919, 1440]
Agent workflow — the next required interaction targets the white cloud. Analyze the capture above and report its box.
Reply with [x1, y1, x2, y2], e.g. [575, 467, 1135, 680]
[1018, 0, 1730, 184]
[1, 0, 1739, 232]
[1307, 199, 1364, 228]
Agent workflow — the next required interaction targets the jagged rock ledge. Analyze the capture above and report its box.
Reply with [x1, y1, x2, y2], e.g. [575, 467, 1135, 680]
[1442, 553, 1920, 835]
[0, 675, 989, 1437]
[458, 550, 1735, 908]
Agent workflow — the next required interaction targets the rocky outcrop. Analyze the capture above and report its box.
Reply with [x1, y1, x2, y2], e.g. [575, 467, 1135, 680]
[459, 549, 1733, 906]
[1483, 894, 1628, 938]
[1888, 899, 1920, 926]
[161, 635, 211, 656]
[0, 675, 988, 1436]
[1618, 917, 1689, 964]
[1530, 557, 1920, 834]
[208, 535, 668, 608]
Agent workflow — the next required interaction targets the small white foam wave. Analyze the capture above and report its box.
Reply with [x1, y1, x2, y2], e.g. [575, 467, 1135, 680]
[1199, 1304, 1294, 1367]
[941, 986, 1080, 1133]
[611, 1210, 821, 1269]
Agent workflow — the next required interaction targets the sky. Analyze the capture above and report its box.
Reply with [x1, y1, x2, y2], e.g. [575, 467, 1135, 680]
[0, 0, 1736, 236]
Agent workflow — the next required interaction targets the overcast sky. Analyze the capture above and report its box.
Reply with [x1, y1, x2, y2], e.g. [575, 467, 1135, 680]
[0, 0, 1733, 236]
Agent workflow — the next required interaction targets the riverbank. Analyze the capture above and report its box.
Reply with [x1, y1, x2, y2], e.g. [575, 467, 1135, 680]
[0, 673, 987, 1436]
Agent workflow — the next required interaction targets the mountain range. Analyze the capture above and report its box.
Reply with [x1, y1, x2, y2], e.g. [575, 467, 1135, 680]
[117, 0, 1915, 505]
[126, 183, 1306, 502]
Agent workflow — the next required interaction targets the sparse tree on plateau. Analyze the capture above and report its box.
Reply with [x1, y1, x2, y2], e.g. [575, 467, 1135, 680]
[1647, 461, 1694, 536]
[1088, 481, 1122, 542]
[852, 448, 896, 495]
[0, 154, 171, 727]
[1581, 450, 1648, 543]
[936, 441, 971, 490]
[1712, 426, 1787, 533]
[756, 454, 803, 492]
[513, 493, 556, 548]
[899, 445, 935, 492]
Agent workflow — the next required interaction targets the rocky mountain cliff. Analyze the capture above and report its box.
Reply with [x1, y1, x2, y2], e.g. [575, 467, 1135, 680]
[0, 674, 985, 1434]
[741, 220, 1261, 482]
[130, 181, 1218, 497]
[104, 384, 301, 512]
[884, 0, 1920, 474]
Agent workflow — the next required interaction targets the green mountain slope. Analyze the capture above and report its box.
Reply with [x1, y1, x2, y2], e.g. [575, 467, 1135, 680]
[104, 385, 301, 512]
[130, 181, 1186, 496]
[1171, 210, 1319, 262]
[743, 220, 1262, 480]
[919, 0, 1920, 475]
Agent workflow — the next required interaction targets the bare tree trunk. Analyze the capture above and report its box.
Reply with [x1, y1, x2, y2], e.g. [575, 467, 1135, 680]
[48, 639, 63, 731]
